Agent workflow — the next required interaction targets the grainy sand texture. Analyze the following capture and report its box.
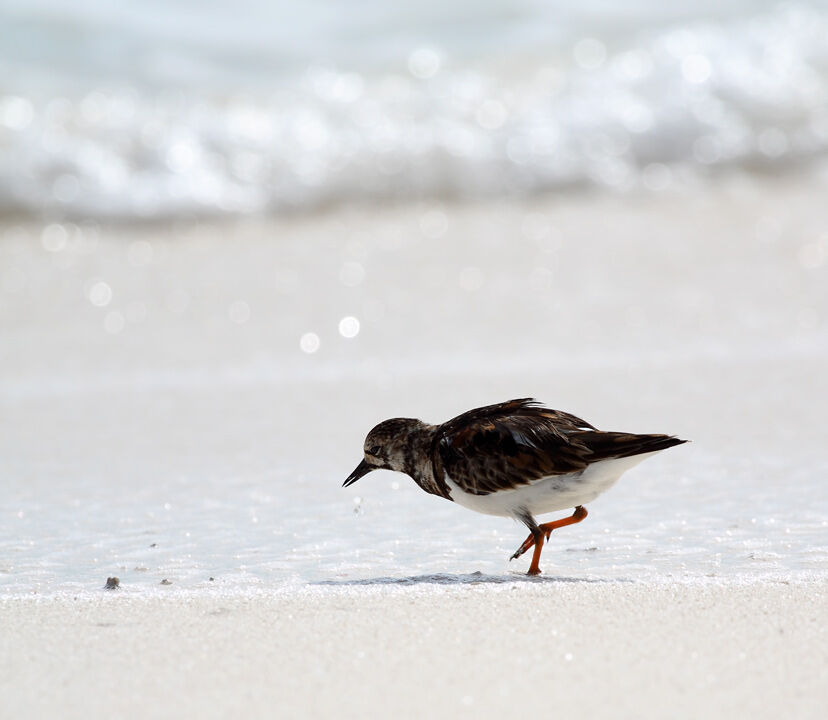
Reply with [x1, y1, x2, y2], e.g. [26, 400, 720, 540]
[2, 581, 826, 720]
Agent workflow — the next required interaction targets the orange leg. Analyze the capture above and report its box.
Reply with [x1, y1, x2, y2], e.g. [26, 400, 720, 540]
[511, 506, 589, 575]
[527, 531, 545, 576]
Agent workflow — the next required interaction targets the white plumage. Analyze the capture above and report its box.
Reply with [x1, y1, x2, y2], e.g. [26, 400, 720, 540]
[444, 451, 661, 518]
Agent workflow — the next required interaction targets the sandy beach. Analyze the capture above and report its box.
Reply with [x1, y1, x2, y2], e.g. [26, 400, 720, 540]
[2, 580, 826, 719]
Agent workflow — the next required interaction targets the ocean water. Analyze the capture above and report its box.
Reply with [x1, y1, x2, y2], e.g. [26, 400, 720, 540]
[3, 1, 828, 217]
[2, 371, 826, 597]
[1, 185, 826, 596]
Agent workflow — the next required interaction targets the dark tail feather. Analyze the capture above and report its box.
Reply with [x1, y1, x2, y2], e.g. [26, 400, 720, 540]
[572, 432, 688, 462]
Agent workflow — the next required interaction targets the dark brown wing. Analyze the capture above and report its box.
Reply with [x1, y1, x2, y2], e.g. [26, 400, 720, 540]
[433, 399, 595, 496]
[433, 398, 686, 496]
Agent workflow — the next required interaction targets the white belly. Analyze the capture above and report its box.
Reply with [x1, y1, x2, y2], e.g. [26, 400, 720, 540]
[444, 451, 661, 518]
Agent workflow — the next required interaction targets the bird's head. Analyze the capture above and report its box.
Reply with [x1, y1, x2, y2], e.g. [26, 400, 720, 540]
[342, 417, 428, 487]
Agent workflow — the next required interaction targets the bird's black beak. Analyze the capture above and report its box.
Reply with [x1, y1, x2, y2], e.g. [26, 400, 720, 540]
[343, 459, 374, 487]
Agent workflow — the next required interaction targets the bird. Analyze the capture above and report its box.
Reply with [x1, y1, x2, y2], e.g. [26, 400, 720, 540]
[343, 398, 687, 575]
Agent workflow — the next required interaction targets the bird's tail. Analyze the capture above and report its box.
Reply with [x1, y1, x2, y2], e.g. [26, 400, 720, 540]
[572, 432, 688, 462]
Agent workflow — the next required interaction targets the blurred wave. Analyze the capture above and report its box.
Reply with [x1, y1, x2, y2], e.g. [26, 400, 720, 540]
[2, 0, 828, 217]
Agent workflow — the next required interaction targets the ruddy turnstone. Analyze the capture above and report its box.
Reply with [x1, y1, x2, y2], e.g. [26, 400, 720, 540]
[343, 398, 687, 575]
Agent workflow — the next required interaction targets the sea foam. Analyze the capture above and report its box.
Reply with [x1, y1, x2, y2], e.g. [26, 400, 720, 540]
[2, 1, 828, 218]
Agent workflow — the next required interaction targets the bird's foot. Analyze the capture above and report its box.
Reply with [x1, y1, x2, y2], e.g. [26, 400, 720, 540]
[508, 546, 524, 561]
[510, 529, 554, 561]
[510, 533, 536, 561]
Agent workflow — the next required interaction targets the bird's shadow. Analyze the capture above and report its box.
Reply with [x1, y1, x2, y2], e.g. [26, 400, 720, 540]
[314, 571, 632, 587]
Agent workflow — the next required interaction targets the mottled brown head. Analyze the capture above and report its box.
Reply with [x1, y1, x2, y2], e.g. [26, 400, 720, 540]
[342, 417, 432, 487]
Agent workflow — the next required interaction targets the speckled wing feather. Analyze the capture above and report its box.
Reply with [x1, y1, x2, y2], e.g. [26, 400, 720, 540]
[432, 399, 596, 496]
[433, 398, 686, 496]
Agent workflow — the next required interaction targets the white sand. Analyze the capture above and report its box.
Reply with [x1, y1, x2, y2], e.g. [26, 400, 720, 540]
[1, 580, 826, 719]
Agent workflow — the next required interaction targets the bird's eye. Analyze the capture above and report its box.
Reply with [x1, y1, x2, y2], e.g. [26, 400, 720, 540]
[368, 445, 381, 456]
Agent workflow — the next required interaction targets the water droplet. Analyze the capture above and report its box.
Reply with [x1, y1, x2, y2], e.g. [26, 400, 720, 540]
[300, 332, 320, 353]
[338, 316, 360, 338]
[88, 280, 112, 307]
